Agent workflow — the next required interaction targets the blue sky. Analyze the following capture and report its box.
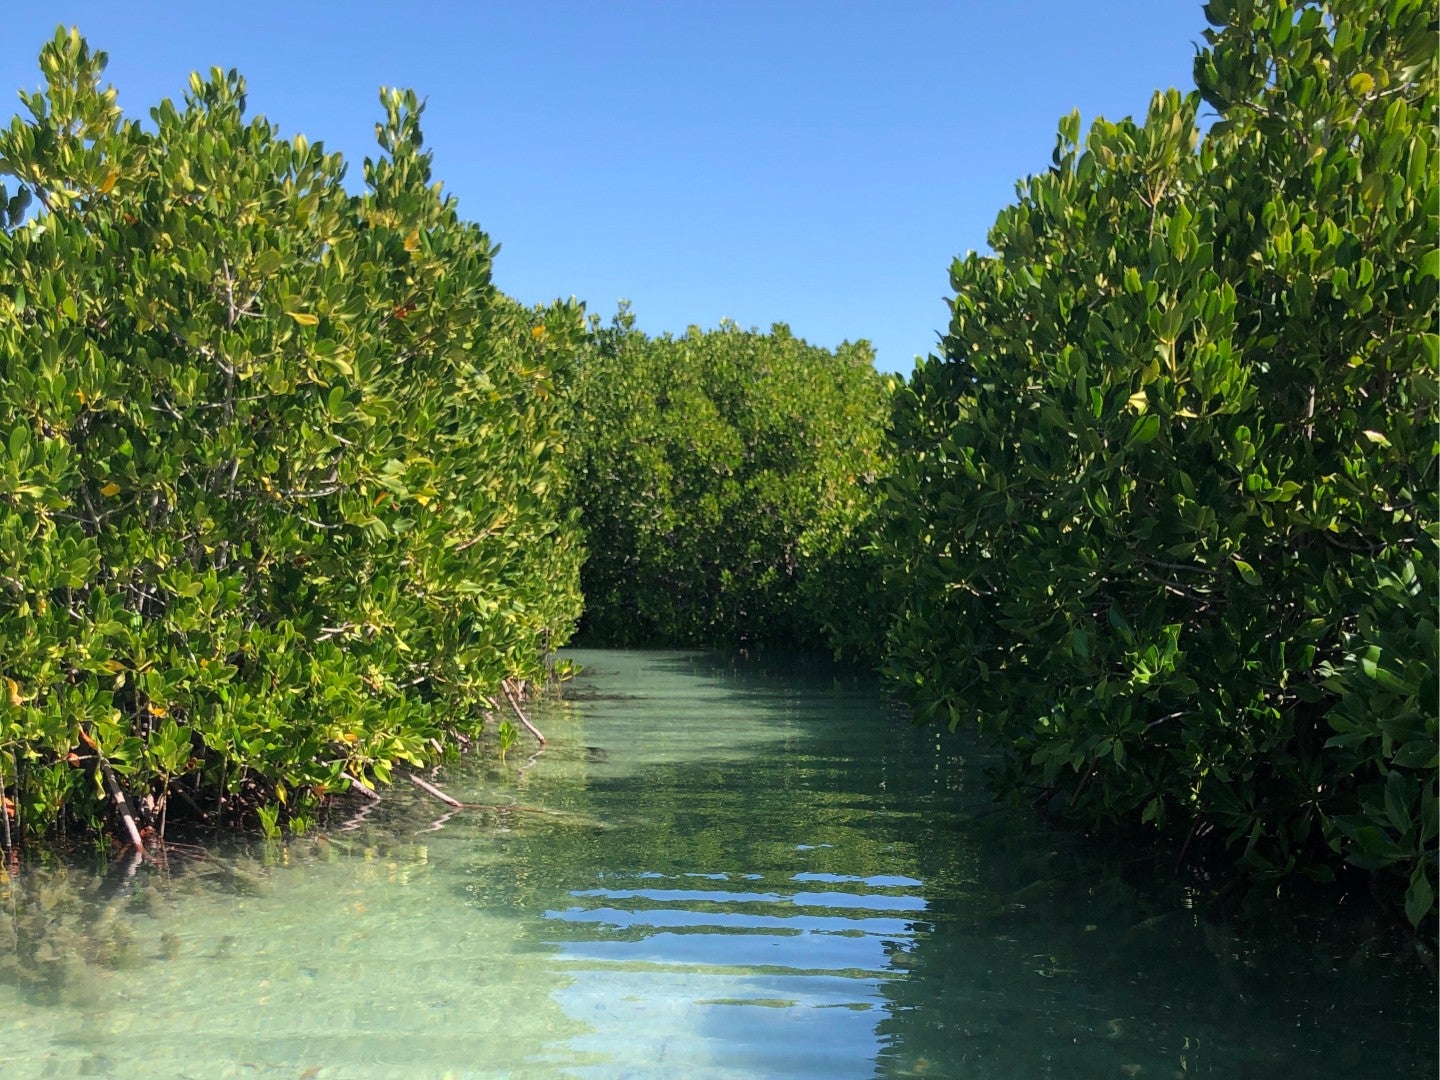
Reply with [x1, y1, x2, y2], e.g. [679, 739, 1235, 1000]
[4, 3, 1209, 373]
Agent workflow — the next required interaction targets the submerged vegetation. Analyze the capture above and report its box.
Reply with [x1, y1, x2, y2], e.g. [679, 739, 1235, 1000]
[0, 0, 1434, 943]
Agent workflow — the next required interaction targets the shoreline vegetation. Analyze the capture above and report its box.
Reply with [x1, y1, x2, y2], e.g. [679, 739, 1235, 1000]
[0, 30, 586, 857]
[1, 0, 1435, 953]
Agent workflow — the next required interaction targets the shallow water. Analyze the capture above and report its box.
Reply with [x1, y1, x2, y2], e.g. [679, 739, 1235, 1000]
[0, 649, 1433, 1078]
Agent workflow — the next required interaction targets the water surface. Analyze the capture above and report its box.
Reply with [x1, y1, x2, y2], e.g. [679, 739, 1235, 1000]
[1, 650, 1432, 1077]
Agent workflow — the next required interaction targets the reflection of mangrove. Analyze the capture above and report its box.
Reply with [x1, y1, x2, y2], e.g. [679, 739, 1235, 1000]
[0, 849, 273, 1006]
[0, 821, 597, 1075]
[619, 653, 1440, 1079]
[871, 804, 1437, 1079]
[466, 651, 957, 978]
[0, 804, 479, 1005]
[7, 650, 1430, 1077]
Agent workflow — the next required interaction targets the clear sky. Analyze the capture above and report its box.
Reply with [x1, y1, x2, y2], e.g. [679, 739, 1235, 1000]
[3, 2, 1210, 373]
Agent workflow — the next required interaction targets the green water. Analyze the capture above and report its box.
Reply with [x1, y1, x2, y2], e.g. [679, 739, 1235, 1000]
[0, 650, 1432, 1078]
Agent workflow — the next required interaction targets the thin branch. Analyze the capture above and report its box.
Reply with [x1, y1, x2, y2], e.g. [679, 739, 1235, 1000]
[272, 484, 343, 500]
[0, 752, 11, 852]
[92, 740, 145, 855]
[221, 258, 238, 328]
[344, 772, 380, 801]
[407, 773, 463, 808]
[500, 681, 545, 745]
[1147, 709, 1193, 729]
[1143, 556, 1214, 576]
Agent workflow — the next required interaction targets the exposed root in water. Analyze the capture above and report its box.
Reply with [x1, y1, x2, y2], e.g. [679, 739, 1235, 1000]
[408, 774, 464, 808]
[86, 728, 145, 856]
[499, 679, 546, 744]
[344, 773, 381, 801]
[402, 771, 572, 818]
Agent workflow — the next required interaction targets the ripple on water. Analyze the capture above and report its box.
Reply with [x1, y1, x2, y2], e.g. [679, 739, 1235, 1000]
[0, 648, 1431, 1079]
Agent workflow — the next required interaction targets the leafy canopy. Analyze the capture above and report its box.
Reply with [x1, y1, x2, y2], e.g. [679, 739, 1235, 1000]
[882, 0, 1437, 925]
[0, 28, 582, 840]
[571, 308, 890, 657]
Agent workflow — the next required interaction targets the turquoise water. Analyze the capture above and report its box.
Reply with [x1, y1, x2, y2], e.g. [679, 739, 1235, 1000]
[0, 649, 1432, 1077]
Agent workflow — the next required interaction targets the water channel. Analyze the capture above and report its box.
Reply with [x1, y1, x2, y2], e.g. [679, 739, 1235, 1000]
[0, 649, 1433, 1077]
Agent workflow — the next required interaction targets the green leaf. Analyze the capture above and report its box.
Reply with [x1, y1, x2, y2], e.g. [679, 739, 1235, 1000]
[1392, 741, 1438, 769]
[1383, 770, 1411, 834]
[1126, 414, 1160, 447]
[1404, 865, 1434, 927]
[1263, 480, 1304, 502]
[8, 424, 30, 461]
[1108, 606, 1132, 637]
[1231, 556, 1260, 586]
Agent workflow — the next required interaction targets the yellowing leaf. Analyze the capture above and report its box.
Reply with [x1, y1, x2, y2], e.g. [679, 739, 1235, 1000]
[102, 659, 125, 674]
[288, 311, 319, 327]
[1348, 72, 1375, 96]
[403, 231, 420, 253]
[98, 169, 119, 195]
[148, 703, 168, 718]
[531, 325, 547, 341]
[100, 481, 121, 497]
[5, 677, 20, 708]
[1127, 390, 1148, 414]
[1362, 429, 1391, 448]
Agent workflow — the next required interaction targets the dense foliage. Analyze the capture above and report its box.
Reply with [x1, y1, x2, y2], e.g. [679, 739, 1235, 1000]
[0, 30, 583, 843]
[882, 0, 1437, 925]
[570, 310, 890, 657]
